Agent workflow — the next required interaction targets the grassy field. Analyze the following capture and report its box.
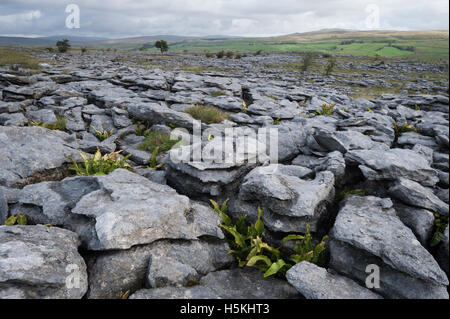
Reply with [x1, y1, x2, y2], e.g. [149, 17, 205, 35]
[0, 47, 43, 69]
[125, 30, 449, 61]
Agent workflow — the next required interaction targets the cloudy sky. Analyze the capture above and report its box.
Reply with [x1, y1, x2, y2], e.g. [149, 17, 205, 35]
[0, 0, 448, 38]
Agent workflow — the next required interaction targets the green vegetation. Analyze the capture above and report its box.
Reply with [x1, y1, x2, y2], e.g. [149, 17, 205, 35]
[210, 90, 227, 97]
[0, 48, 43, 70]
[29, 116, 67, 131]
[138, 131, 181, 154]
[393, 122, 418, 141]
[431, 213, 449, 247]
[185, 105, 231, 124]
[92, 126, 114, 141]
[334, 187, 366, 205]
[135, 121, 151, 137]
[211, 200, 328, 278]
[147, 147, 165, 170]
[4, 214, 27, 226]
[325, 57, 337, 75]
[301, 52, 315, 71]
[56, 39, 71, 53]
[155, 40, 169, 54]
[315, 103, 336, 116]
[68, 149, 132, 176]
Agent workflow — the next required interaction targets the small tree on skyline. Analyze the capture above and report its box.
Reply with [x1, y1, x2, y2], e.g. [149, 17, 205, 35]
[155, 40, 169, 54]
[56, 39, 71, 53]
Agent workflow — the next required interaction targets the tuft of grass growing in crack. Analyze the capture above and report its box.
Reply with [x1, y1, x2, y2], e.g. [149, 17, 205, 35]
[393, 122, 418, 141]
[138, 131, 181, 154]
[185, 105, 231, 124]
[334, 187, 366, 205]
[29, 115, 67, 131]
[210, 91, 227, 98]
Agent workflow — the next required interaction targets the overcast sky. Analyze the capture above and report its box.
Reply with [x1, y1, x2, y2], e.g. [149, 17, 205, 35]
[0, 0, 448, 38]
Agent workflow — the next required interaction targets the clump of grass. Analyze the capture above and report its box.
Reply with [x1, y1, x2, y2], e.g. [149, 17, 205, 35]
[29, 115, 67, 131]
[92, 126, 114, 141]
[334, 187, 366, 205]
[138, 131, 181, 154]
[210, 91, 226, 97]
[315, 103, 336, 116]
[68, 149, 132, 176]
[185, 105, 230, 124]
[216, 51, 225, 59]
[0, 48, 43, 70]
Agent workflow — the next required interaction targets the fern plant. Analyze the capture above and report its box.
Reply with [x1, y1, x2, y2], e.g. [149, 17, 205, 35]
[68, 149, 132, 176]
[147, 147, 164, 170]
[315, 103, 336, 116]
[431, 213, 449, 247]
[210, 200, 328, 278]
[92, 125, 114, 141]
[393, 122, 417, 141]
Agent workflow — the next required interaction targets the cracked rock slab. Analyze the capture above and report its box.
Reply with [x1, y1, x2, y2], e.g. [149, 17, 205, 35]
[0, 225, 88, 299]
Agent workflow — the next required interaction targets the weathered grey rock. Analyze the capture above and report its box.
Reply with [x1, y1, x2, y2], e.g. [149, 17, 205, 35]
[0, 112, 28, 126]
[286, 262, 382, 299]
[0, 126, 80, 188]
[239, 165, 334, 233]
[0, 225, 88, 299]
[131, 268, 300, 299]
[394, 202, 435, 246]
[389, 178, 449, 216]
[86, 239, 232, 299]
[26, 109, 57, 125]
[16, 169, 224, 250]
[330, 196, 449, 299]
[0, 188, 7, 225]
[346, 148, 439, 187]
[312, 130, 389, 154]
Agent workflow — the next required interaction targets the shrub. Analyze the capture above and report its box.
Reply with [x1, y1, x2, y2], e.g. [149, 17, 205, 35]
[205, 52, 214, 58]
[5, 214, 27, 226]
[301, 52, 315, 72]
[325, 57, 337, 76]
[68, 149, 132, 176]
[81, 47, 87, 54]
[254, 50, 263, 56]
[225, 51, 234, 59]
[211, 200, 328, 278]
[185, 105, 230, 124]
[138, 131, 181, 154]
[155, 40, 169, 54]
[216, 51, 225, 59]
[92, 126, 114, 141]
[56, 39, 71, 53]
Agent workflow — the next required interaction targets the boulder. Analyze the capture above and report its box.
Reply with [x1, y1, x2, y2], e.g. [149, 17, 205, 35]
[329, 196, 449, 299]
[0, 225, 88, 299]
[346, 148, 439, 187]
[286, 262, 382, 299]
[130, 268, 300, 299]
[0, 126, 80, 188]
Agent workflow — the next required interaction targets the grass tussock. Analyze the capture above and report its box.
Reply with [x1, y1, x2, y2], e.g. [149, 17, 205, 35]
[138, 131, 181, 154]
[185, 105, 230, 124]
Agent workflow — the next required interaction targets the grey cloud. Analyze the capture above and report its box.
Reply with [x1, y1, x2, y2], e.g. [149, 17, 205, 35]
[0, 0, 448, 38]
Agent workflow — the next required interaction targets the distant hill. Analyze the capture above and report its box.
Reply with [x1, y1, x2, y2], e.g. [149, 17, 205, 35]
[0, 35, 109, 47]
